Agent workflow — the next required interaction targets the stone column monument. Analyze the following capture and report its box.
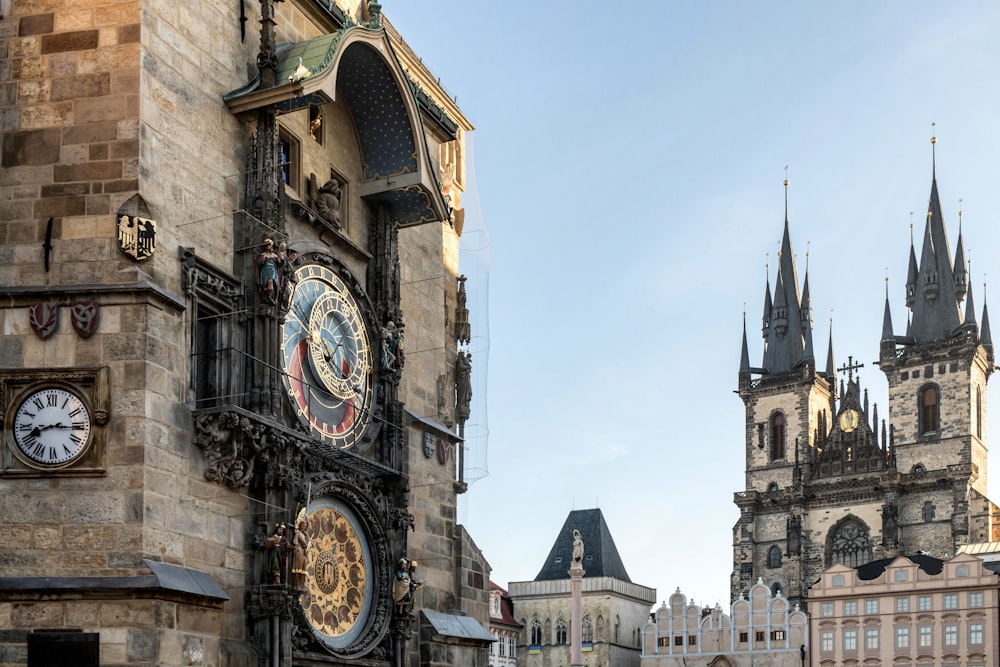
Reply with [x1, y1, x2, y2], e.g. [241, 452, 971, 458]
[569, 529, 585, 667]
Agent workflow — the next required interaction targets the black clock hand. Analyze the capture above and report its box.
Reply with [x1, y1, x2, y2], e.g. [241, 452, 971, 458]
[37, 423, 69, 431]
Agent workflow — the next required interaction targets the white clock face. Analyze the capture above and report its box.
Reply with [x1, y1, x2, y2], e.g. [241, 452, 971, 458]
[13, 387, 93, 466]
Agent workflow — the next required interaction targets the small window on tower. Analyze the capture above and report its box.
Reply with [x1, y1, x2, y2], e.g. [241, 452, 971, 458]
[768, 545, 781, 568]
[771, 412, 786, 461]
[976, 386, 982, 439]
[920, 385, 939, 435]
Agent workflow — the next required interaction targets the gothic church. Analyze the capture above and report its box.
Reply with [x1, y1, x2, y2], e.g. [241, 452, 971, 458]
[733, 146, 999, 606]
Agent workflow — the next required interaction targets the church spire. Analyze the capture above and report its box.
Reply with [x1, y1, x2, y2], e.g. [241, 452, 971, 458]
[825, 317, 836, 379]
[982, 280, 993, 355]
[963, 262, 978, 331]
[740, 313, 751, 374]
[882, 278, 895, 342]
[905, 219, 918, 308]
[761, 267, 772, 339]
[907, 132, 962, 342]
[801, 267, 815, 363]
[953, 204, 968, 301]
[762, 176, 808, 374]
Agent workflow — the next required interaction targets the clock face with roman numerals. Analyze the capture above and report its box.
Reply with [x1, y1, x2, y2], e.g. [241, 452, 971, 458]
[281, 264, 374, 449]
[12, 387, 93, 467]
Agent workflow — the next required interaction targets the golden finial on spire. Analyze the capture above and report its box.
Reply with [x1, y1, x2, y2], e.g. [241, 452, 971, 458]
[931, 122, 937, 177]
[958, 198, 963, 227]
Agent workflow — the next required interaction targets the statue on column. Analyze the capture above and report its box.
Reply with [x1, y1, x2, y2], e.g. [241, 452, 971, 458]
[572, 529, 584, 564]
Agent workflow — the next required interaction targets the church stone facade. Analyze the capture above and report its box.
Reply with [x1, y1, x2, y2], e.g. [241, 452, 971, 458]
[733, 154, 1000, 608]
[0, 1, 489, 666]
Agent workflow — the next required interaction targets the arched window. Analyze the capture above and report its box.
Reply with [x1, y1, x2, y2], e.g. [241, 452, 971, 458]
[767, 481, 780, 493]
[582, 615, 593, 643]
[922, 501, 934, 522]
[768, 545, 781, 568]
[920, 385, 939, 434]
[976, 386, 983, 439]
[771, 412, 786, 461]
[771, 581, 781, 596]
[530, 618, 542, 646]
[827, 517, 872, 568]
[614, 615, 620, 643]
[555, 619, 567, 645]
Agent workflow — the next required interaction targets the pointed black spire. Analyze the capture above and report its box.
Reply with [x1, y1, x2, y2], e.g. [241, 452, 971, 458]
[954, 206, 968, 301]
[906, 221, 918, 308]
[762, 183, 808, 374]
[802, 270, 814, 362]
[825, 320, 836, 379]
[963, 269, 978, 331]
[761, 271, 772, 339]
[740, 314, 751, 373]
[908, 133, 962, 342]
[982, 282, 993, 354]
[882, 280, 895, 342]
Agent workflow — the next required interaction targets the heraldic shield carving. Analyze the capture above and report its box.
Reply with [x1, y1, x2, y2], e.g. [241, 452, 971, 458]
[117, 214, 156, 260]
[29, 303, 58, 339]
[70, 301, 100, 338]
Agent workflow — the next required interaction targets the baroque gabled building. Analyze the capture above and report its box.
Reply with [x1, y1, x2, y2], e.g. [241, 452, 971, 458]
[641, 581, 809, 667]
[733, 146, 1000, 608]
[0, 1, 489, 666]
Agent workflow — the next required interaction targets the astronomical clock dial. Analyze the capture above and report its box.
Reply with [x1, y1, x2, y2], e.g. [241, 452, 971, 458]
[300, 499, 374, 651]
[839, 408, 859, 433]
[281, 264, 374, 449]
[12, 386, 93, 467]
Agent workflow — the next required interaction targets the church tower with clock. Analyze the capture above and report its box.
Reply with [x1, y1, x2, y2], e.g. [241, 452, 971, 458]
[0, 1, 490, 666]
[733, 152, 1000, 607]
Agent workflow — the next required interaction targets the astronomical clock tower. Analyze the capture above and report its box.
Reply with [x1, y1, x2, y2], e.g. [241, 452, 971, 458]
[0, 1, 486, 665]
[734, 153, 999, 607]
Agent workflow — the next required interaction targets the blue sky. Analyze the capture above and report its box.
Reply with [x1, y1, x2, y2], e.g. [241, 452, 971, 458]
[387, 2, 1000, 609]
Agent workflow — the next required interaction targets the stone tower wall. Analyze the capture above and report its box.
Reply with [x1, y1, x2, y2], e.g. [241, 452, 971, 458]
[885, 343, 990, 495]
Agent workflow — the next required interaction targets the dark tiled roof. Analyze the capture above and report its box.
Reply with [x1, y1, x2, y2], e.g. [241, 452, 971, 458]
[856, 553, 944, 581]
[534, 509, 631, 582]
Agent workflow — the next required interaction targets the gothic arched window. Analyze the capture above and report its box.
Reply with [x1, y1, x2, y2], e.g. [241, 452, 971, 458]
[530, 618, 542, 646]
[827, 518, 872, 568]
[555, 619, 567, 645]
[582, 615, 593, 643]
[771, 412, 786, 461]
[922, 501, 934, 522]
[976, 386, 983, 439]
[920, 385, 939, 435]
[768, 545, 781, 568]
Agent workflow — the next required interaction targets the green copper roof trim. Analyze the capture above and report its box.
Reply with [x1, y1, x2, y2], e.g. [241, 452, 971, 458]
[224, 25, 382, 102]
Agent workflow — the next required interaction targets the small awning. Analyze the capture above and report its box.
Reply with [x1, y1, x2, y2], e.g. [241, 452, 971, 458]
[421, 610, 494, 645]
[406, 410, 462, 443]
